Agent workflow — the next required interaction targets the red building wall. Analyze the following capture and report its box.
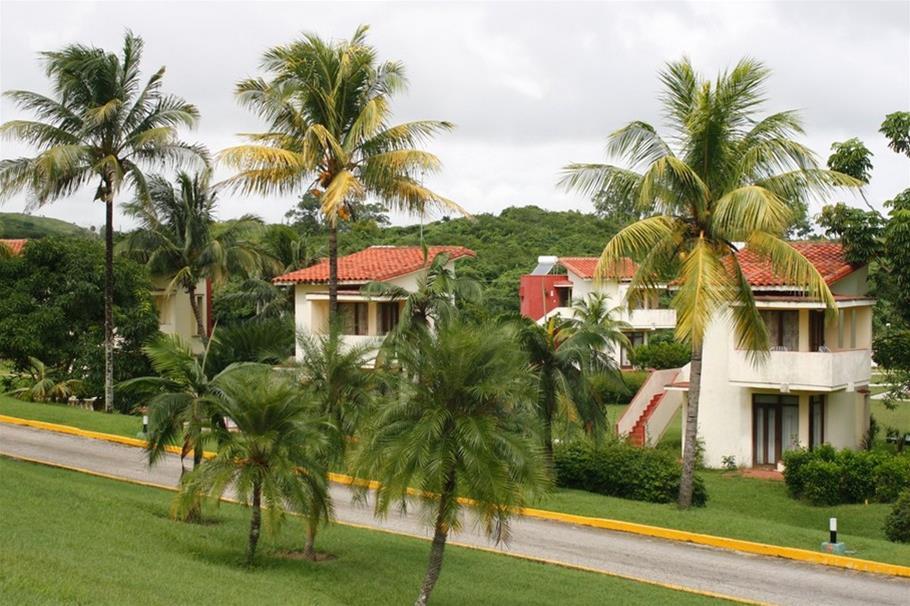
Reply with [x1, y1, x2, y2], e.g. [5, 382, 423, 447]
[519, 274, 565, 321]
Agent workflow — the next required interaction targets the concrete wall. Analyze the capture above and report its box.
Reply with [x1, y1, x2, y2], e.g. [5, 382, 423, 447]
[151, 277, 209, 353]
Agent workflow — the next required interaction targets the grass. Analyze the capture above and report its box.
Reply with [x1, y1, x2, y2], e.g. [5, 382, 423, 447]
[0, 394, 141, 437]
[872, 398, 910, 433]
[0, 457, 729, 606]
[2, 393, 908, 567]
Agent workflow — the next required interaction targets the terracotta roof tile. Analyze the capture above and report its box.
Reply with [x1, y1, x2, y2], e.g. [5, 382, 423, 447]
[273, 245, 476, 285]
[735, 242, 859, 287]
[558, 257, 637, 280]
[0, 239, 27, 255]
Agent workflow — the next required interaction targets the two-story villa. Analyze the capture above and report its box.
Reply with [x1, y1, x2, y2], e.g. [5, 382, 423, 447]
[519, 255, 677, 367]
[274, 245, 476, 360]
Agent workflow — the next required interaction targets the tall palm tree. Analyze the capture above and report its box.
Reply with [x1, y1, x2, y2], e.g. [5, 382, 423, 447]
[560, 57, 860, 507]
[363, 249, 482, 338]
[220, 25, 465, 319]
[516, 313, 624, 464]
[0, 32, 206, 412]
[175, 364, 332, 566]
[355, 319, 548, 606]
[121, 170, 264, 345]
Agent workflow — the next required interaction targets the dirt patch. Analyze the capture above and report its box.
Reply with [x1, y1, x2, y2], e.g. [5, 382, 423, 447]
[276, 549, 337, 562]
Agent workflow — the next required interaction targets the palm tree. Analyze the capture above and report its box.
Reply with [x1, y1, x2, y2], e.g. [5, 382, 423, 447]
[355, 319, 548, 606]
[295, 324, 374, 558]
[220, 25, 465, 319]
[563, 292, 632, 354]
[175, 365, 332, 566]
[363, 249, 482, 338]
[121, 170, 264, 345]
[516, 313, 625, 464]
[0, 32, 206, 412]
[6, 356, 82, 403]
[559, 57, 860, 507]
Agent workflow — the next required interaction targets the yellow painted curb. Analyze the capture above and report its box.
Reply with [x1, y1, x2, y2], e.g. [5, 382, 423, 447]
[2, 452, 762, 605]
[3, 414, 910, 579]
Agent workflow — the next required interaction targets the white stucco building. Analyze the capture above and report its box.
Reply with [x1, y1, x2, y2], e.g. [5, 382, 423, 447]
[151, 276, 212, 353]
[519, 255, 676, 367]
[274, 245, 476, 360]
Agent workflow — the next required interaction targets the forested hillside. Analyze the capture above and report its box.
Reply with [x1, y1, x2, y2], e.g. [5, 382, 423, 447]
[0, 213, 90, 239]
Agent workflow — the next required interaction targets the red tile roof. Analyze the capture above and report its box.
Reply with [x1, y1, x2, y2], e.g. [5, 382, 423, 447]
[273, 245, 476, 285]
[0, 239, 27, 255]
[559, 257, 638, 280]
[735, 242, 859, 287]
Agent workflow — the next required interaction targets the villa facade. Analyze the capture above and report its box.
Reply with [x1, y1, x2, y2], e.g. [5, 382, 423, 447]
[151, 276, 212, 353]
[274, 245, 476, 360]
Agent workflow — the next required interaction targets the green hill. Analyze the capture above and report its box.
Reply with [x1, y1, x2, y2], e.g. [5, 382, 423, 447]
[0, 212, 90, 239]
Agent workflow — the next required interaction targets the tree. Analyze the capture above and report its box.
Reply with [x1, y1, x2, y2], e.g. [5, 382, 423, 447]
[517, 307, 625, 463]
[560, 58, 855, 507]
[5, 356, 82, 403]
[175, 365, 332, 566]
[881, 111, 910, 158]
[355, 319, 548, 606]
[122, 171, 264, 345]
[827, 138, 874, 183]
[0, 32, 206, 411]
[0, 237, 159, 407]
[221, 25, 463, 321]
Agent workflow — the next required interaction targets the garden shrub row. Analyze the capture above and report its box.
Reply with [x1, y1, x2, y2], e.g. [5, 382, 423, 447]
[553, 441, 708, 506]
[783, 445, 910, 506]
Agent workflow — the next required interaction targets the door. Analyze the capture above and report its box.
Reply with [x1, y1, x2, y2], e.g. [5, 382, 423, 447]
[753, 394, 800, 465]
[809, 311, 826, 352]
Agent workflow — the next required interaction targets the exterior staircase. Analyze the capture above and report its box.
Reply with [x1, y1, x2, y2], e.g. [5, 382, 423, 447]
[616, 364, 689, 447]
[628, 392, 665, 447]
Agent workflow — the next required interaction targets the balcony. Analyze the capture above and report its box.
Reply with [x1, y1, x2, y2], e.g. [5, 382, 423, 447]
[623, 308, 677, 330]
[728, 349, 871, 392]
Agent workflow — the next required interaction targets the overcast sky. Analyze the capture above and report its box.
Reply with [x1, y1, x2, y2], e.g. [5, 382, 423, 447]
[1, 0, 909, 232]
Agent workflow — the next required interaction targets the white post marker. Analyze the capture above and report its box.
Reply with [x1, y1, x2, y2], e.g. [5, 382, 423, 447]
[829, 517, 837, 544]
[142, 415, 148, 434]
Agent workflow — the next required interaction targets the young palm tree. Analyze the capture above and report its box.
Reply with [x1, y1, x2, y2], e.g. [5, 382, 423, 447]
[175, 365, 332, 566]
[6, 356, 82, 403]
[355, 320, 548, 606]
[563, 292, 632, 354]
[121, 170, 265, 345]
[220, 25, 465, 318]
[118, 334, 230, 473]
[0, 32, 206, 412]
[363, 249, 482, 338]
[516, 313, 624, 463]
[560, 57, 860, 507]
[295, 324, 374, 558]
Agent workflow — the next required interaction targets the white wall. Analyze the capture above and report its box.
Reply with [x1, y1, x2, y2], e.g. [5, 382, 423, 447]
[152, 276, 208, 353]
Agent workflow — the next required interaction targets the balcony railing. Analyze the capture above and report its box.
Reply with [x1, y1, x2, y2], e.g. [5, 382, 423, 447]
[728, 348, 871, 391]
[622, 308, 677, 330]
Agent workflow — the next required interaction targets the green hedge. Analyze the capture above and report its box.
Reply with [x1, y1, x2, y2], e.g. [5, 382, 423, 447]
[631, 341, 690, 370]
[783, 445, 910, 506]
[553, 441, 708, 506]
[885, 490, 910, 543]
[595, 371, 648, 405]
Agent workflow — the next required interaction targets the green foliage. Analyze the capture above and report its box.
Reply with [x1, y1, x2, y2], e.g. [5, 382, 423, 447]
[4, 356, 82, 403]
[817, 203, 884, 264]
[783, 446, 910, 505]
[593, 370, 648, 405]
[0, 237, 159, 406]
[631, 337, 690, 369]
[0, 212, 89, 238]
[553, 441, 708, 506]
[827, 138, 874, 183]
[880, 112, 910, 158]
[206, 317, 295, 375]
[885, 490, 910, 542]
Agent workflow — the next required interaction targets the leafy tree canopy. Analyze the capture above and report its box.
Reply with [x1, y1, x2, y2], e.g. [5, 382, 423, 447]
[827, 137, 874, 183]
[881, 112, 910, 158]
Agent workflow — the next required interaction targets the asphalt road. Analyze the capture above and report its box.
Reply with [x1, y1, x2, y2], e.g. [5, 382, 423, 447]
[2, 422, 909, 605]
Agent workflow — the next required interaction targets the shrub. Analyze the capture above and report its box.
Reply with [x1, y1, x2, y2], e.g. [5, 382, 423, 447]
[553, 441, 708, 506]
[884, 490, 910, 543]
[595, 370, 648, 405]
[784, 446, 910, 505]
[631, 340, 690, 370]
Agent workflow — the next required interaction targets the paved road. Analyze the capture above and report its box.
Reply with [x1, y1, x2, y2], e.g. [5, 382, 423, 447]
[2, 423, 909, 605]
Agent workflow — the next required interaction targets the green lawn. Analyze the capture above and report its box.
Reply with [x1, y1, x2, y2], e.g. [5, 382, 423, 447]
[0, 457, 728, 606]
[0, 394, 141, 437]
[2, 394, 908, 567]
[872, 398, 910, 433]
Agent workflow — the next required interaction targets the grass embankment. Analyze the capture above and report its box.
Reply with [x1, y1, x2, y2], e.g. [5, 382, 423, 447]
[3, 397, 909, 566]
[0, 458, 727, 606]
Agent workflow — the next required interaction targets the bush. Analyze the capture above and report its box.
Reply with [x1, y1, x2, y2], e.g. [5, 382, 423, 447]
[595, 370, 648, 405]
[783, 446, 910, 505]
[885, 490, 910, 543]
[553, 441, 708, 506]
[631, 340, 690, 370]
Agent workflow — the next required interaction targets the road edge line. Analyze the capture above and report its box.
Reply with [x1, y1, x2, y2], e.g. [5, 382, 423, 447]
[3, 413, 909, 579]
[1, 452, 764, 606]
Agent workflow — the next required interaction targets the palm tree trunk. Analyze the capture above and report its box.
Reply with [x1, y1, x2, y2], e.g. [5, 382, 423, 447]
[328, 222, 339, 320]
[103, 195, 115, 413]
[187, 282, 208, 347]
[542, 412, 554, 470]
[246, 479, 262, 566]
[304, 516, 318, 560]
[193, 444, 203, 469]
[678, 340, 703, 508]
[415, 470, 456, 606]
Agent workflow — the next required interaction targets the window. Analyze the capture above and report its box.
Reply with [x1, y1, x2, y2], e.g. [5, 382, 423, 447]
[761, 310, 798, 351]
[621, 332, 645, 368]
[339, 302, 369, 336]
[809, 311, 825, 352]
[753, 394, 799, 465]
[809, 395, 825, 449]
[379, 302, 400, 335]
